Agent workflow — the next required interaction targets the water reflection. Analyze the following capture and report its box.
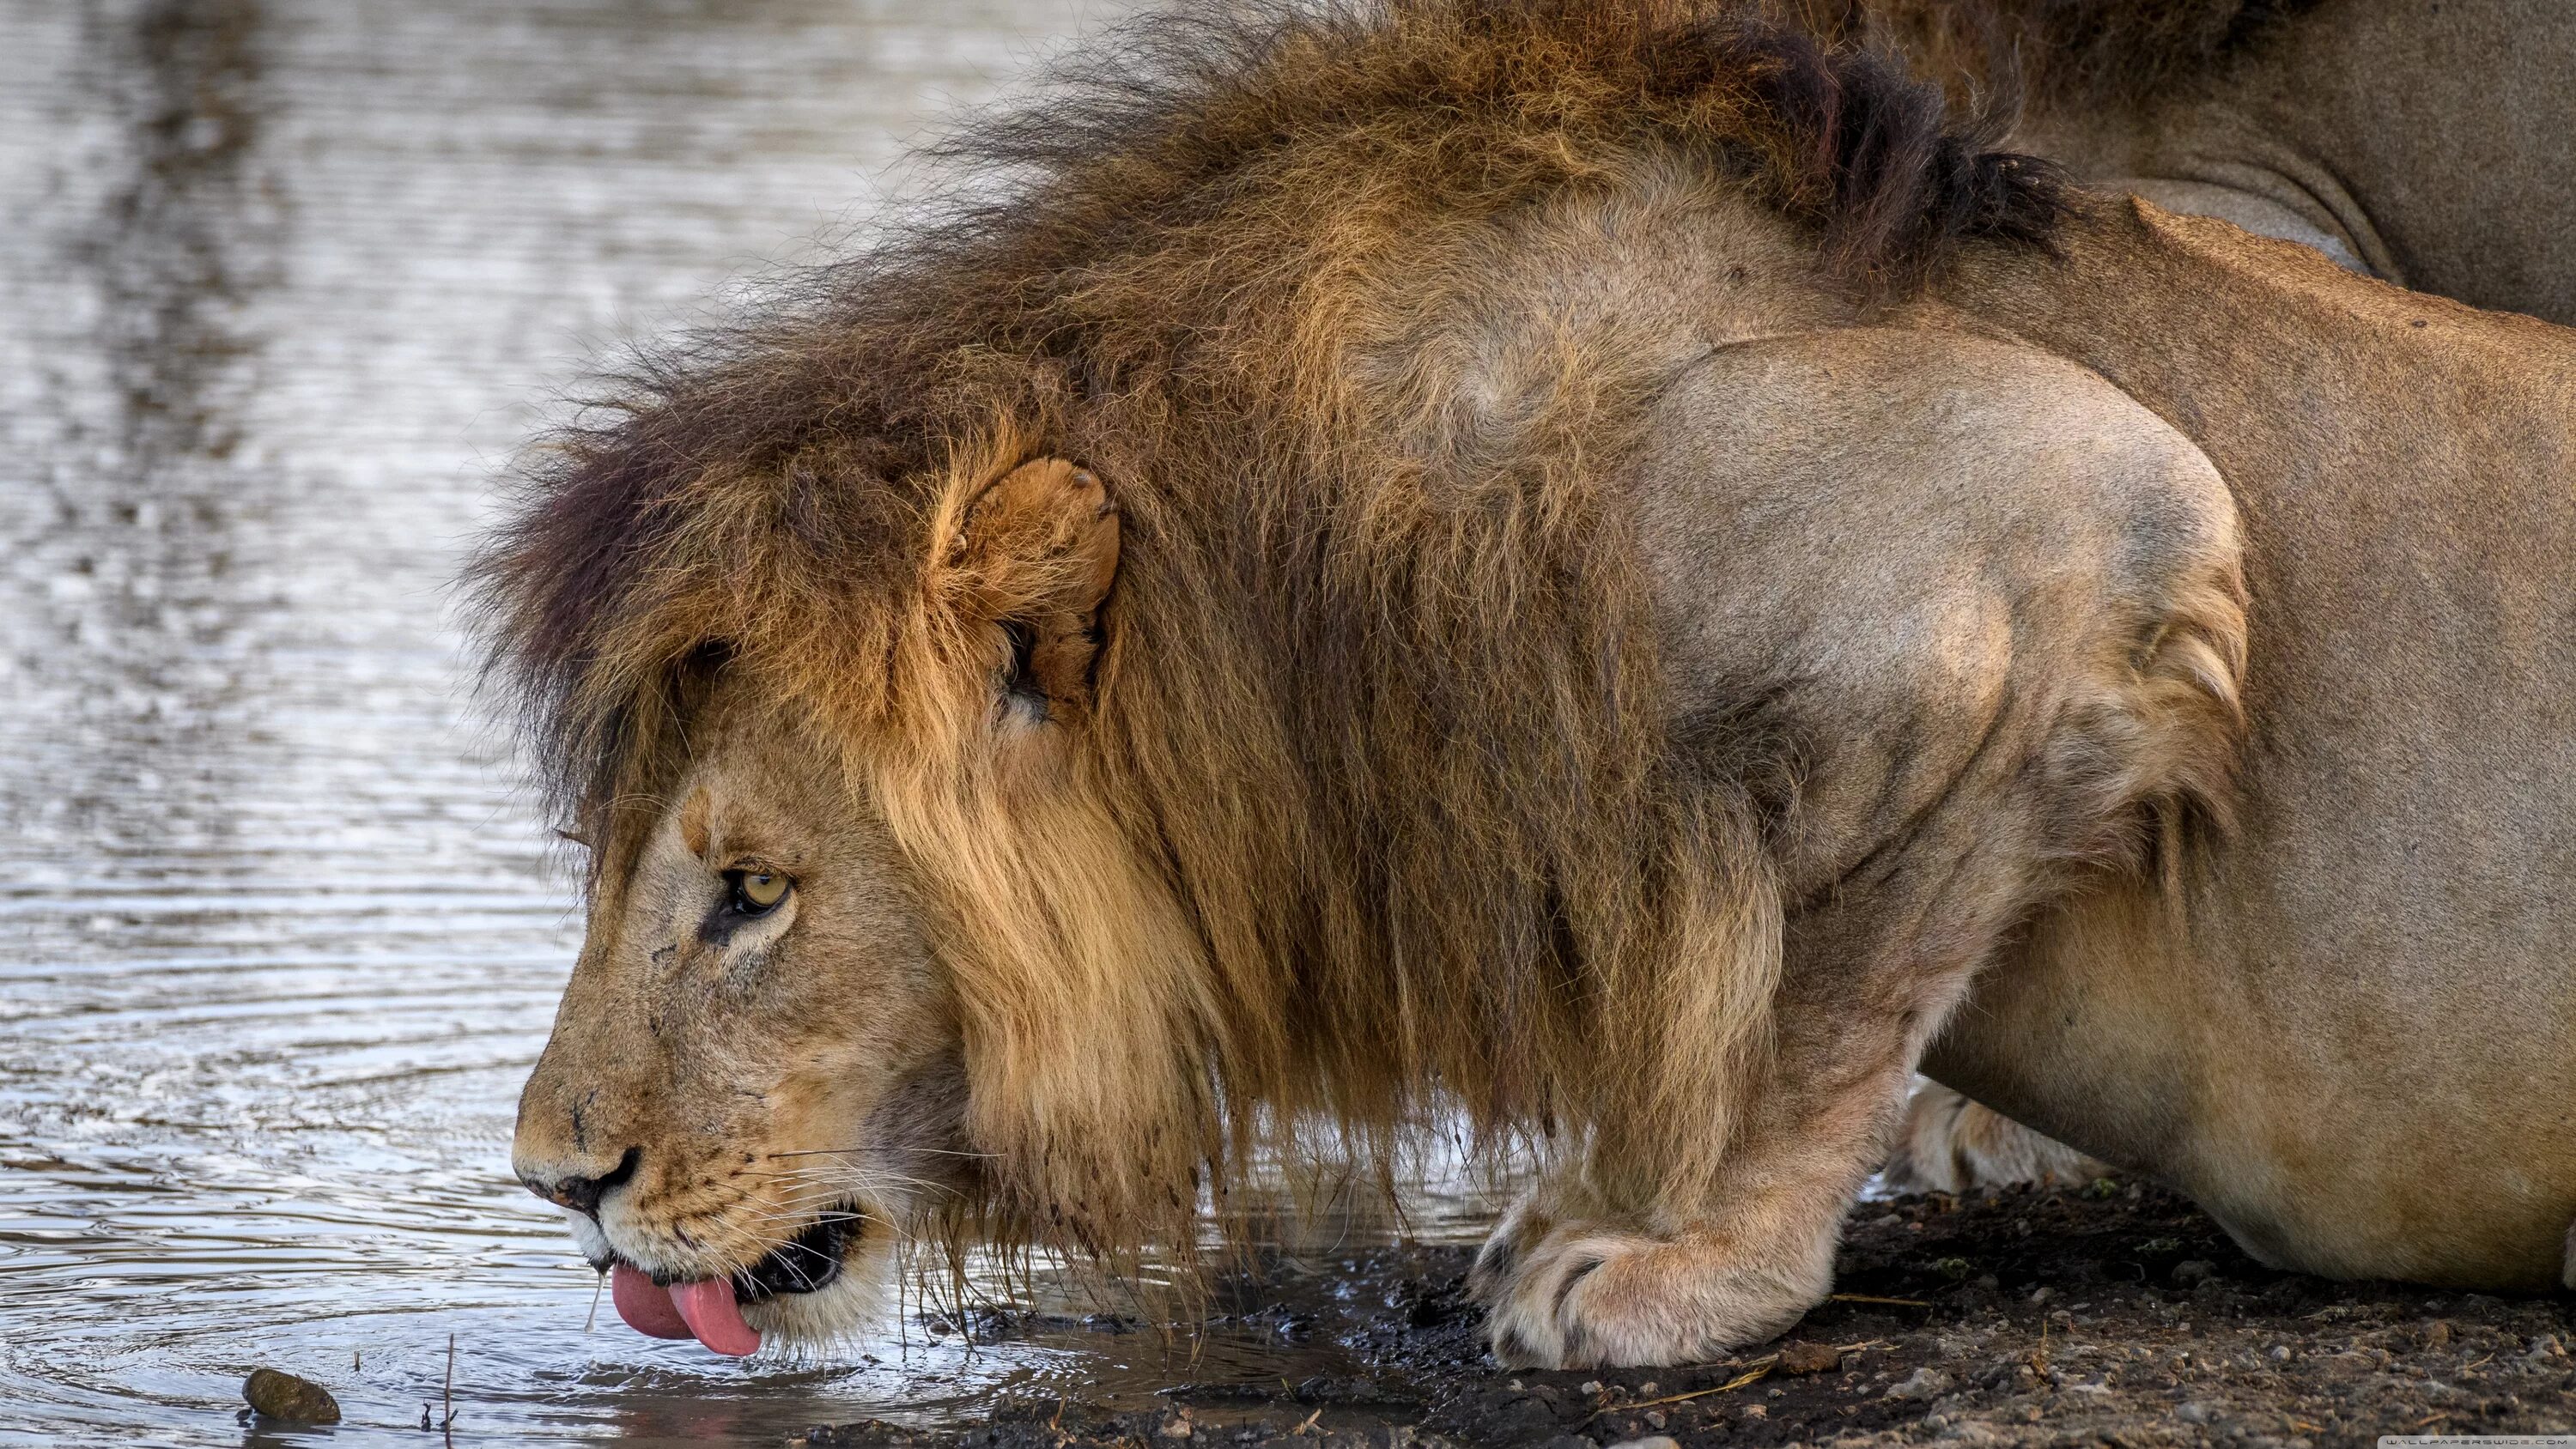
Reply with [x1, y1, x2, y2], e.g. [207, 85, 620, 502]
[0, 1, 1505, 1443]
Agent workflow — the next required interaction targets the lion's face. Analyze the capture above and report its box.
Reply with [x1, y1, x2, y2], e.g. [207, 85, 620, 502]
[511, 458, 1154, 1353]
[511, 697, 972, 1349]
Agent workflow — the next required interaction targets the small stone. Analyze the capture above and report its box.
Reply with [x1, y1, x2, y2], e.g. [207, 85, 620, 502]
[1642, 1410, 1666, 1429]
[1158, 1410, 1193, 1438]
[1601, 1438, 1677, 1449]
[2170, 1259, 2217, 1286]
[242, 1368, 340, 1425]
[2268, 1345, 2293, 1361]
[1635, 1382, 1657, 1397]
[2526, 1334, 2567, 1360]
[2423, 1321, 2453, 1349]
[1579, 1380, 1606, 1397]
[1777, 1341, 1844, 1375]
[1739, 1404, 1767, 1421]
[1885, 1367, 1955, 1402]
[2176, 1402, 2218, 1424]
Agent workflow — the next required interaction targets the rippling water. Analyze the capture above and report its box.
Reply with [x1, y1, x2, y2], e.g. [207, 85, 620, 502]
[0, 3, 1501, 1442]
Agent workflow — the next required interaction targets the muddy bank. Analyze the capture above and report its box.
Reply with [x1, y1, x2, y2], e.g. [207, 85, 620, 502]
[809, 1182, 2576, 1448]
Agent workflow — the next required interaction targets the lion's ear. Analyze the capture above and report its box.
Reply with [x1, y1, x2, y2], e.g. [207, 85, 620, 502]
[953, 458, 1120, 722]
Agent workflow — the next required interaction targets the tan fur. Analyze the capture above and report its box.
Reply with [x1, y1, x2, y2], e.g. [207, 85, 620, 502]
[495, 0, 2576, 1369]
[1853, 0, 2576, 1191]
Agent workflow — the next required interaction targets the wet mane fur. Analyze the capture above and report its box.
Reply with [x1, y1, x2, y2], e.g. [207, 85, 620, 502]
[475, 0, 2064, 1262]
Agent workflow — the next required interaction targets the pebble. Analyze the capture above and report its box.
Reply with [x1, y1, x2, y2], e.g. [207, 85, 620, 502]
[1884, 1367, 1955, 1402]
[2171, 1259, 2218, 1286]
[1602, 1438, 1679, 1449]
[242, 1367, 340, 1424]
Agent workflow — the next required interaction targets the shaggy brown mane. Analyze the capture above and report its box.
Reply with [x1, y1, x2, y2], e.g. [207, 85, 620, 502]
[1864, 0, 2330, 104]
[474, 0, 2065, 1259]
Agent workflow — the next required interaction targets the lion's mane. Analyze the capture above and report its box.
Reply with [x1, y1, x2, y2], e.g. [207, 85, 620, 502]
[474, 0, 2065, 1264]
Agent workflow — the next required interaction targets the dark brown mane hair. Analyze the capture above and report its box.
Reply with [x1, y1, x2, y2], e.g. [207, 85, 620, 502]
[1862, 0, 2330, 104]
[474, 0, 2064, 1257]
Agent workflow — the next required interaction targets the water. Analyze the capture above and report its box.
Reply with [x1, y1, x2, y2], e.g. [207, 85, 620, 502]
[0, 3, 1498, 1442]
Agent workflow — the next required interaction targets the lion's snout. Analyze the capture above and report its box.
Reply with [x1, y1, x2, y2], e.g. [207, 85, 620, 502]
[519, 1143, 640, 1221]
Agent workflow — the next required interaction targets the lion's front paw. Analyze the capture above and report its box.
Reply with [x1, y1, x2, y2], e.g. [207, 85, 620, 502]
[1468, 1213, 1829, 1369]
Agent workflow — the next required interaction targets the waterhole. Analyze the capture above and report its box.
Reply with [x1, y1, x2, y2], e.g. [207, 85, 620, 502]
[0, 3, 1504, 1443]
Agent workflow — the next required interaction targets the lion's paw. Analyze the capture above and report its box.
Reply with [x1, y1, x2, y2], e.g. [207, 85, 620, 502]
[1468, 1210, 1828, 1369]
[1882, 1082, 2107, 1193]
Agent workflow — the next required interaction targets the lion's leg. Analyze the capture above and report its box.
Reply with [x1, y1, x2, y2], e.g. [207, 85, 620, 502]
[1462, 318, 2251, 1369]
[1470, 940, 1962, 1368]
[1880, 1081, 2109, 1194]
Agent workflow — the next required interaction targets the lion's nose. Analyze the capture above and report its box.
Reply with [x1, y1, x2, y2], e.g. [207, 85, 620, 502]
[523, 1144, 641, 1218]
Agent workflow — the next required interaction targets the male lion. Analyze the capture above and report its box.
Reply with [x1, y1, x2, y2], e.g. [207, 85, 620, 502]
[489, 0, 2576, 1369]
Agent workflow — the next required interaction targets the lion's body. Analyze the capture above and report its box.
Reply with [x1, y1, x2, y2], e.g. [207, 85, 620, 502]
[1930, 209, 2576, 1286]
[1859, 0, 2576, 1203]
[1868, 0, 2576, 324]
[491, 0, 2576, 1368]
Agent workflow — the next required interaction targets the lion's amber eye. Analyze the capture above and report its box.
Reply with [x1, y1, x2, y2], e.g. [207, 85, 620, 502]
[727, 870, 790, 914]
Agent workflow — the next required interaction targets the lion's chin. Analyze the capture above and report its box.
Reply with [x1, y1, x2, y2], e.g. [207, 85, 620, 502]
[738, 1258, 890, 1349]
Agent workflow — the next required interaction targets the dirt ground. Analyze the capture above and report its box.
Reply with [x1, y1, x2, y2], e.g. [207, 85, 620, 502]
[806, 1181, 2576, 1449]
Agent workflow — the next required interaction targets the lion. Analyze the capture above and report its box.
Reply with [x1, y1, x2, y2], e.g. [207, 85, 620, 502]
[1854, 0, 2576, 324]
[1809, 0, 2576, 1194]
[486, 0, 2576, 1370]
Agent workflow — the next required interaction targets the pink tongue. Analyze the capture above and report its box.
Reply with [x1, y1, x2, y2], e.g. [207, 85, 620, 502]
[611, 1264, 691, 1340]
[669, 1276, 762, 1356]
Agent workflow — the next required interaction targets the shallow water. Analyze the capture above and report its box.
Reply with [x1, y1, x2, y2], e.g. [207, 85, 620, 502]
[0, 3, 1497, 1443]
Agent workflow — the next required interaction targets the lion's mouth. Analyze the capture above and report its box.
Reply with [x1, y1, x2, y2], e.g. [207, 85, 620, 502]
[604, 1206, 866, 1355]
[731, 1208, 861, 1301]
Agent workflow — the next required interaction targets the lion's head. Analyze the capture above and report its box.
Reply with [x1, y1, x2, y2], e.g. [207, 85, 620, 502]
[508, 682, 967, 1348]
[506, 453, 1232, 1349]
[485, 0, 2114, 1353]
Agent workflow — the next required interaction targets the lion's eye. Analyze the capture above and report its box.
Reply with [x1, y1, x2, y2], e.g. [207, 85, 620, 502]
[726, 870, 790, 914]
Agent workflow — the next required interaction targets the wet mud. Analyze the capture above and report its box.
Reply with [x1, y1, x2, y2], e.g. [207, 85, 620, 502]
[807, 1183, 2576, 1449]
